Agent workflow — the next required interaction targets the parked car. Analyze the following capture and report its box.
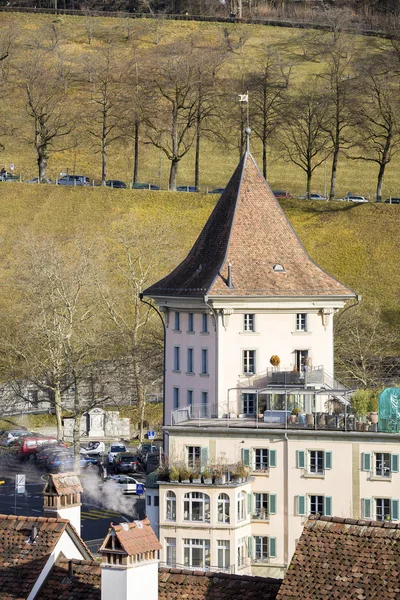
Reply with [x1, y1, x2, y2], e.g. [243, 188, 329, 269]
[56, 175, 91, 186]
[113, 453, 138, 473]
[105, 180, 127, 189]
[299, 193, 327, 201]
[336, 195, 368, 203]
[35, 444, 69, 467]
[0, 430, 34, 446]
[176, 186, 198, 193]
[26, 178, 53, 184]
[80, 441, 105, 456]
[47, 451, 98, 472]
[132, 182, 160, 190]
[108, 443, 127, 464]
[15, 436, 61, 460]
[208, 188, 225, 194]
[384, 197, 400, 204]
[0, 172, 19, 182]
[103, 475, 144, 495]
[272, 190, 292, 199]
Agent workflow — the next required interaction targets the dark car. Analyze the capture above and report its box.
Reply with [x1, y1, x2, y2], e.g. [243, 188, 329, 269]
[36, 444, 69, 467]
[114, 452, 138, 473]
[132, 182, 160, 191]
[47, 452, 98, 472]
[208, 188, 225, 194]
[176, 186, 198, 193]
[384, 197, 400, 204]
[57, 175, 91, 186]
[106, 180, 127, 189]
[272, 190, 292, 199]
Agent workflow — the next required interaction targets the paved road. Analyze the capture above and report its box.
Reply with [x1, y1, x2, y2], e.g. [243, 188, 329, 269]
[0, 457, 146, 545]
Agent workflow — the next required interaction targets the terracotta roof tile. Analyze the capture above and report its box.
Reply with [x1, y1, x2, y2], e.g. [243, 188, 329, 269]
[277, 515, 400, 599]
[43, 473, 83, 496]
[99, 518, 162, 556]
[144, 152, 355, 300]
[36, 557, 101, 600]
[0, 514, 69, 600]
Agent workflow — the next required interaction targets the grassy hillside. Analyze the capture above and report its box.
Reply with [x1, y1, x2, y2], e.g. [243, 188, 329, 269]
[0, 184, 398, 318]
[0, 12, 399, 198]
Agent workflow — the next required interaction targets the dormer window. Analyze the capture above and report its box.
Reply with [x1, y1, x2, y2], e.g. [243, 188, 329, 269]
[273, 264, 285, 272]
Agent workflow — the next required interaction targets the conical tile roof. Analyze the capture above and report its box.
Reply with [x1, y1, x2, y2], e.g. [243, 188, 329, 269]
[144, 153, 355, 299]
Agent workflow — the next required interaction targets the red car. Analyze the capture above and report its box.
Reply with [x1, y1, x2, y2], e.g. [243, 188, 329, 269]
[272, 190, 292, 199]
[15, 436, 66, 460]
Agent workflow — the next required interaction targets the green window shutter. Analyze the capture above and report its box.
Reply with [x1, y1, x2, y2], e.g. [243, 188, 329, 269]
[391, 499, 399, 521]
[200, 447, 209, 469]
[297, 450, 306, 469]
[242, 448, 250, 467]
[248, 493, 253, 514]
[248, 536, 253, 558]
[362, 452, 371, 472]
[297, 495, 306, 516]
[269, 493, 277, 515]
[324, 451, 332, 470]
[269, 449, 277, 468]
[391, 454, 399, 473]
[268, 537, 277, 559]
[362, 498, 372, 519]
[324, 496, 332, 517]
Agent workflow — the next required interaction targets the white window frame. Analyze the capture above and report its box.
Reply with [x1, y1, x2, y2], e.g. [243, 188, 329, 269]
[237, 491, 246, 521]
[375, 453, 391, 478]
[166, 491, 176, 521]
[165, 537, 176, 567]
[254, 448, 269, 471]
[187, 446, 201, 469]
[244, 314, 255, 332]
[237, 537, 246, 567]
[309, 495, 324, 515]
[254, 536, 268, 561]
[217, 493, 230, 524]
[254, 493, 269, 520]
[217, 540, 230, 570]
[183, 492, 210, 523]
[183, 538, 210, 569]
[243, 350, 256, 375]
[375, 497, 391, 521]
[309, 450, 324, 475]
[296, 313, 307, 332]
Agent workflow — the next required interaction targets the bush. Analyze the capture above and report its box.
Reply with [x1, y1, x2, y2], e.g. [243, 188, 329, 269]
[351, 389, 378, 417]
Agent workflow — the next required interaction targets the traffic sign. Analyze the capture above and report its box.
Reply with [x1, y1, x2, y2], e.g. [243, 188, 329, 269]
[148, 431, 155, 440]
[136, 483, 144, 495]
[16, 474, 25, 494]
[10, 164, 14, 171]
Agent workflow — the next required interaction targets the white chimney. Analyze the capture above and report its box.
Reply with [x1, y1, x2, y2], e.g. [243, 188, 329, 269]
[100, 519, 161, 600]
[43, 473, 82, 535]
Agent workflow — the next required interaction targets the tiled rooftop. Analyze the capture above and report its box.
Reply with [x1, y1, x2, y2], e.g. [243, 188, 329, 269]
[44, 473, 83, 496]
[36, 557, 101, 600]
[100, 518, 162, 556]
[144, 152, 355, 299]
[0, 514, 70, 600]
[277, 515, 400, 599]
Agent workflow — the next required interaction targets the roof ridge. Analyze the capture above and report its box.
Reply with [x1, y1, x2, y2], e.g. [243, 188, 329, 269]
[158, 566, 282, 583]
[307, 515, 400, 529]
[0, 514, 69, 523]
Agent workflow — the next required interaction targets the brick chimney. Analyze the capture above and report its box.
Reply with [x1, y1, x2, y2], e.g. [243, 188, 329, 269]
[43, 473, 82, 535]
[100, 519, 161, 600]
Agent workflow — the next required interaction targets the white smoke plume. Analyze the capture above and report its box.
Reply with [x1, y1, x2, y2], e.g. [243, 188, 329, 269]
[81, 470, 140, 517]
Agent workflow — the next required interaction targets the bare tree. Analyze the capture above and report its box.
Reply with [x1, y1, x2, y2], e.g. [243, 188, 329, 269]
[280, 91, 330, 198]
[349, 60, 400, 202]
[143, 45, 199, 190]
[246, 47, 291, 178]
[86, 46, 127, 184]
[19, 50, 73, 181]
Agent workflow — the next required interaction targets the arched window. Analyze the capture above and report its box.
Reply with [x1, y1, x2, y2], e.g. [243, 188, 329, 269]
[217, 493, 230, 524]
[237, 491, 246, 521]
[184, 492, 210, 522]
[166, 491, 176, 521]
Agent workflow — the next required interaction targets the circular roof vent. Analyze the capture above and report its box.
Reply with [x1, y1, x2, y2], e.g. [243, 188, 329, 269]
[273, 264, 285, 272]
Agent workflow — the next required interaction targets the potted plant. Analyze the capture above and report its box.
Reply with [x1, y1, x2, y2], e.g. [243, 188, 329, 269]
[156, 465, 171, 482]
[230, 462, 249, 483]
[213, 466, 227, 485]
[201, 467, 212, 484]
[270, 355, 280, 370]
[169, 465, 179, 482]
[178, 465, 191, 483]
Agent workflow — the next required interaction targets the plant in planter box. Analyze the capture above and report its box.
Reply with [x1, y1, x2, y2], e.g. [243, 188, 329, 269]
[213, 466, 227, 485]
[178, 465, 191, 482]
[351, 389, 376, 420]
[156, 465, 170, 482]
[230, 462, 249, 483]
[169, 465, 179, 482]
[201, 467, 212, 484]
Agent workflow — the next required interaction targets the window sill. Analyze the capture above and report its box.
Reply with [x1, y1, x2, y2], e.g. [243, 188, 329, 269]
[251, 517, 270, 523]
[239, 331, 259, 335]
[172, 370, 181, 374]
[291, 331, 311, 335]
[200, 373, 209, 377]
[183, 520, 211, 525]
[369, 475, 392, 482]
[303, 473, 325, 479]
[186, 331, 195, 335]
[200, 331, 209, 335]
[173, 329, 181, 333]
[252, 470, 270, 476]
[185, 372, 195, 376]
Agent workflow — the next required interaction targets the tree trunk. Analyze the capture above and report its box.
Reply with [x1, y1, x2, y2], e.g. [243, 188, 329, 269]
[54, 385, 63, 440]
[376, 162, 385, 202]
[101, 108, 107, 185]
[72, 375, 81, 472]
[262, 84, 267, 179]
[329, 144, 339, 200]
[133, 119, 139, 184]
[169, 158, 179, 191]
[194, 90, 201, 190]
[38, 149, 48, 181]
[306, 168, 312, 199]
